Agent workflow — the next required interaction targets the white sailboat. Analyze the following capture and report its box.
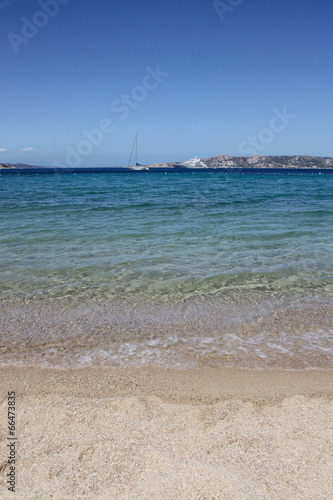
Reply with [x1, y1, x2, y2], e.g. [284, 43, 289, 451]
[128, 133, 149, 170]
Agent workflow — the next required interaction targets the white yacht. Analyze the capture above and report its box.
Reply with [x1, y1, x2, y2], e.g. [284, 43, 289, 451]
[173, 156, 208, 169]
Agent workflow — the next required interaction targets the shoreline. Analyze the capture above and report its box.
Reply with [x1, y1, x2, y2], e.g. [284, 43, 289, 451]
[1, 293, 333, 370]
[1, 367, 332, 498]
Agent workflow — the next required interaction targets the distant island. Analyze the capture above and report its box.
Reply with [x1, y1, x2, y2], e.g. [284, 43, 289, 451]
[149, 154, 333, 169]
[1, 155, 333, 170]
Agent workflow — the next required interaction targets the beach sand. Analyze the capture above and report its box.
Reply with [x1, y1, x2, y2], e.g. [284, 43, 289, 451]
[0, 367, 332, 499]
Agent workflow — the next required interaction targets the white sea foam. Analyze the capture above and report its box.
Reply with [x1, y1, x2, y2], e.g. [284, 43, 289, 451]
[1, 327, 332, 370]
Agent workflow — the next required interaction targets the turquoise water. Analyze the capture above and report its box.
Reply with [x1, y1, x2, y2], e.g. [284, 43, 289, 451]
[0, 171, 332, 368]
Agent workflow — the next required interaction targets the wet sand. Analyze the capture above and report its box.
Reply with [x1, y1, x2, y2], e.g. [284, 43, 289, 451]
[0, 367, 332, 499]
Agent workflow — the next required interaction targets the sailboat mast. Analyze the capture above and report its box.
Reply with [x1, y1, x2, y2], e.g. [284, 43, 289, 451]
[136, 132, 138, 165]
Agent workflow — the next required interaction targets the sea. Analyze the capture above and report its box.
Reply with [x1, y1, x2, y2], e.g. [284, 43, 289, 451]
[0, 169, 332, 369]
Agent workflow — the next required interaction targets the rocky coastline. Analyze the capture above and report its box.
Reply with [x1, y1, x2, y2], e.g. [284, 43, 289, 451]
[149, 154, 333, 169]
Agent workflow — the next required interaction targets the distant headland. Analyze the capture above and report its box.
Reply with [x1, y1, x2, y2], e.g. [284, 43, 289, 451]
[1, 155, 333, 170]
[149, 154, 333, 169]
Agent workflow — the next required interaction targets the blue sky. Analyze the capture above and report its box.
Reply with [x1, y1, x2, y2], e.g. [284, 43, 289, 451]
[1, 0, 333, 166]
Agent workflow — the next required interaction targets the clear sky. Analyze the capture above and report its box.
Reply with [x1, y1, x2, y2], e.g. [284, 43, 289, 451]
[1, 0, 333, 166]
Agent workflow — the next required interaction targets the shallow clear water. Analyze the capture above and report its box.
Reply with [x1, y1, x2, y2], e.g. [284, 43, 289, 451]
[0, 171, 332, 368]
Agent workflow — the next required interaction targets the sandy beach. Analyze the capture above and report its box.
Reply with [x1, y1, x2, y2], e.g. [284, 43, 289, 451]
[0, 367, 332, 499]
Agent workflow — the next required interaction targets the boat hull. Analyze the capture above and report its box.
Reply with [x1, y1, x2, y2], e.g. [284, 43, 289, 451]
[172, 164, 208, 169]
